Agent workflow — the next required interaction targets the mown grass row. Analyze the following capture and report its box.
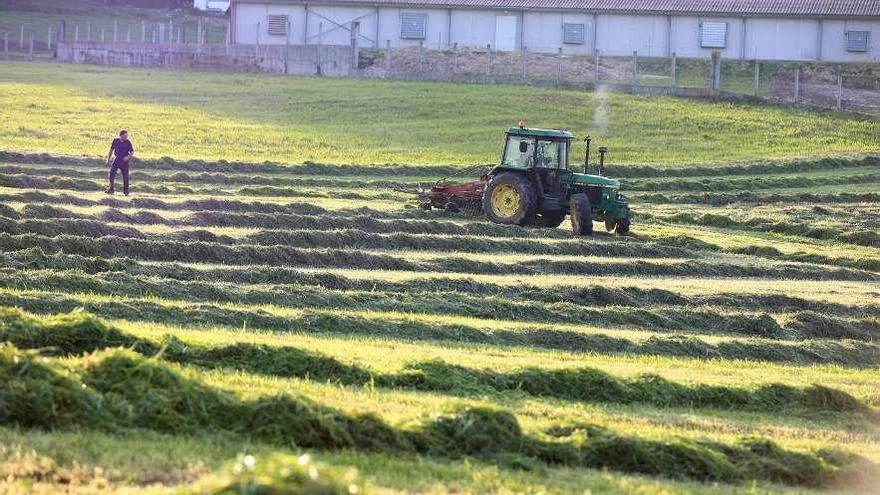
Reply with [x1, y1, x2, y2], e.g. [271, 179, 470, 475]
[4, 248, 878, 319]
[1, 231, 874, 281]
[9, 162, 879, 194]
[4, 291, 877, 367]
[14, 201, 572, 239]
[2, 341, 875, 487]
[178, 452, 363, 494]
[626, 172, 880, 193]
[2, 307, 876, 420]
[0, 173, 403, 201]
[1, 213, 695, 258]
[652, 233, 880, 272]
[2, 151, 877, 179]
[643, 211, 880, 247]
[3, 268, 878, 342]
[0, 164, 425, 190]
[13, 202, 880, 272]
[635, 191, 880, 206]
[7, 172, 880, 208]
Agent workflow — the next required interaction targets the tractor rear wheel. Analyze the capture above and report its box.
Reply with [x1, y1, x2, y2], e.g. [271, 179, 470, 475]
[483, 173, 537, 226]
[570, 193, 593, 235]
[537, 210, 566, 228]
[616, 217, 631, 235]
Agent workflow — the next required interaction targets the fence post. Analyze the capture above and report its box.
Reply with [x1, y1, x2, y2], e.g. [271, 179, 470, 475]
[594, 49, 600, 83]
[198, 20, 203, 46]
[284, 19, 290, 74]
[385, 39, 391, 73]
[753, 61, 760, 96]
[836, 69, 842, 110]
[86, 22, 91, 43]
[255, 22, 260, 58]
[521, 46, 528, 83]
[28, 31, 33, 60]
[452, 42, 458, 75]
[710, 50, 721, 91]
[113, 19, 118, 42]
[101, 29, 105, 43]
[20, 24, 24, 50]
[350, 21, 360, 73]
[486, 43, 492, 79]
[793, 66, 800, 103]
[142, 21, 146, 42]
[671, 52, 677, 87]
[75, 24, 79, 42]
[169, 20, 174, 44]
[127, 26, 131, 43]
[631, 50, 638, 87]
[418, 40, 424, 79]
[557, 47, 563, 87]
[225, 19, 230, 53]
[47, 27, 53, 51]
[3, 32, 7, 53]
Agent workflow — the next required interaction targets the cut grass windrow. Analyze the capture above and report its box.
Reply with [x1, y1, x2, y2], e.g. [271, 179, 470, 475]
[4, 292, 878, 367]
[2, 151, 878, 179]
[636, 191, 880, 206]
[13, 201, 880, 271]
[14, 200, 572, 239]
[3, 248, 878, 319]
[642, 211, 880, 248]
[0, 164, 427, 190]
[653, 234, 880, 272]
[0, 173, 402, 201]
[1, 233, 876, 281]
[1, 342, 875, 487]
[3, 268, 878, 342]
[625, 173, 880, 193]
[1, 214, 698, 259]
[2, 307, 876, 420]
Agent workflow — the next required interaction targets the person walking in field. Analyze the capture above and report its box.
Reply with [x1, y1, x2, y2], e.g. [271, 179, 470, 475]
[106, 129, 134, 196]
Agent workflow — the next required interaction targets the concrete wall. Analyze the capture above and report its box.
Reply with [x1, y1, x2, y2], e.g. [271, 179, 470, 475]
[232, 2, 880, 62]
[56, 41, 353, 75]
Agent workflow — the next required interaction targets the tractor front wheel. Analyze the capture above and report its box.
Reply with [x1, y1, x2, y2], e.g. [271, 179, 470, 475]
[616, 217, 631, 235]
[483, 173, 537, 226]
[604, 219, 616, 232]
[570, 193, 593, 235]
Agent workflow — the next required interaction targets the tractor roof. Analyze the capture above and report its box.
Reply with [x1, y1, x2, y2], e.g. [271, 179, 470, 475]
[506, 127, 574, 139]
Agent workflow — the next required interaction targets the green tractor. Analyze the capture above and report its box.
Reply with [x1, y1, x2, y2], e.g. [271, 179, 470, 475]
[482, 125, 630, 235]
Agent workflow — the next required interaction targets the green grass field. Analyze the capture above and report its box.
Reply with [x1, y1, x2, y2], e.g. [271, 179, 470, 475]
[1, 60, 879, 494]
[2, 62, 880, 166]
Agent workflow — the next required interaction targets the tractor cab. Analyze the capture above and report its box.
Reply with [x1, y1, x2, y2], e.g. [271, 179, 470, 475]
[483, 125, 630, 235]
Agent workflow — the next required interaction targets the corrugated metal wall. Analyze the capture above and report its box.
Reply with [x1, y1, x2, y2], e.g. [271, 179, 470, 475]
[233, 2, 880, 62]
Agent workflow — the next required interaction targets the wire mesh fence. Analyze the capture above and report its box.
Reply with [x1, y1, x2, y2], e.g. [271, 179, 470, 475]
[1, 17, 228, 54]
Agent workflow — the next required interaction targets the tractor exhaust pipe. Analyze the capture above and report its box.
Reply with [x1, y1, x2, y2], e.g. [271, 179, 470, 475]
[583, 136, 591, 174]
[597, 146, 607, 176]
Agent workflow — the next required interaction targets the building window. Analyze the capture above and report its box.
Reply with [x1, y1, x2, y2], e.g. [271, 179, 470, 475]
[267, 15, 289, 36]
[700, 21, 727, 48]
[563, 23, 585, 44]
[846, 31, 869, 52]
[400, 12, 427, 40]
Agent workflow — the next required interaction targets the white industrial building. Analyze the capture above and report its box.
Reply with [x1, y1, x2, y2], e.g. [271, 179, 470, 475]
[229, 0, 879, 62]
[194, 0, 230, 11]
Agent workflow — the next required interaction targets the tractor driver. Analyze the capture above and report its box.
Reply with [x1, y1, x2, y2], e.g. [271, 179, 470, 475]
[516, 140, 534, 168]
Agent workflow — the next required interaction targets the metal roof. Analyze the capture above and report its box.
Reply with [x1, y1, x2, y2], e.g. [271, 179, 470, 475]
[233, 0, 880, 18]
